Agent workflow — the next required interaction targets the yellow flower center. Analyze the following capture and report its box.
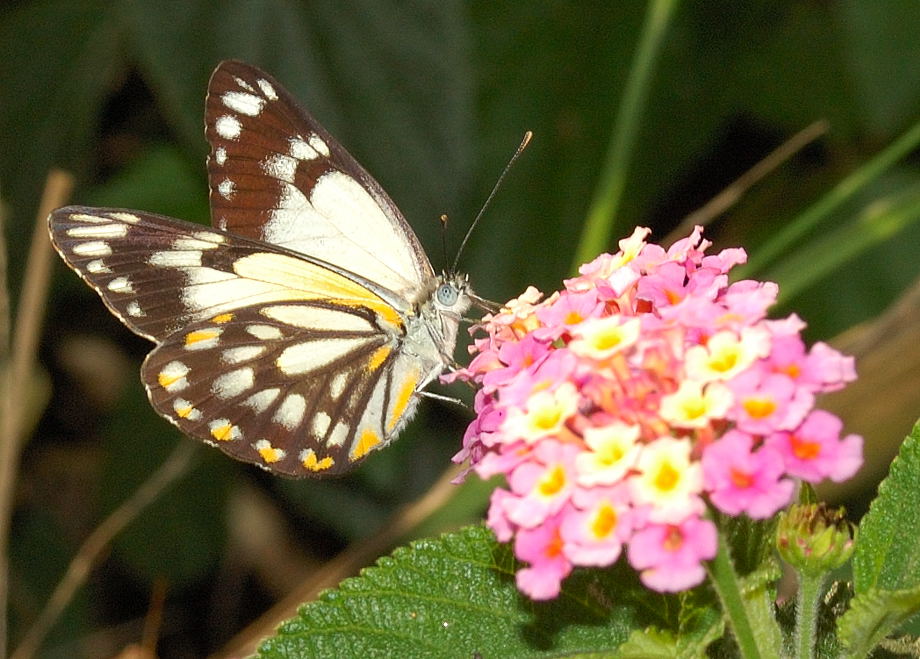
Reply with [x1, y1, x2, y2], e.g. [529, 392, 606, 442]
[538, 464, 567, 497]
[743, 397, 777, 419]
[590, 503, 618, 538]
[654, 462, 680, 492]
[709, 350, 739, 373]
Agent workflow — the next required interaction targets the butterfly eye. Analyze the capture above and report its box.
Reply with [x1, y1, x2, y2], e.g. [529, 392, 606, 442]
[436, 282, 460, 307]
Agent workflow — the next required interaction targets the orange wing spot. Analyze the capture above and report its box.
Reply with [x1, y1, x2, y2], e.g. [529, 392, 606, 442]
[254, 440, 285, 463]
[353, 428, 381, 460]
[159, 372, 181, 388]
[210, 422, 236, 442]
[367, 345, 392, 371]
[175, 404, 195, 418]
[387, 372, 418, 432]
[212, 312, 234, 324]
[185, 329, 220, 346]
[334, 298, 403, 331]
[301, 449, 335, 472]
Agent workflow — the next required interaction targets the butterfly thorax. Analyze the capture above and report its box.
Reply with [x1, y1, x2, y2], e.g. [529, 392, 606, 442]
[404, 272, 471, 375]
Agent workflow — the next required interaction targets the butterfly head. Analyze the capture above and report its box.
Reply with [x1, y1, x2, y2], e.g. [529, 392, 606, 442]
[432, 271, 472, 319]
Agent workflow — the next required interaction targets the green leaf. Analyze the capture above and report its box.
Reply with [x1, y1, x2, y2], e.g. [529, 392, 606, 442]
[852, 418, 920, 595]
[719, 514, 778, 576]
[258, 525, 652, 658]
[615, 628, 681, 658]
[838, 584, 920, 658]
[613, 590, 724, 659]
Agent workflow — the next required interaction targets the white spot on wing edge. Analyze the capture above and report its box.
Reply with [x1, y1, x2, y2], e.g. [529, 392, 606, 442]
[218, 178, 236, 199]
[126, 300, 145, 317]
[254, 439, 286, 463]
[208, 418, 242, 441]
[184, 327, 223, 351]
[273, 393, 306, 430]
[158, 361, 190, 392]
[257, 78, 278, 100]
[308, 134, 330, 157]
[214, 146, 227, 165]
[108, 212, 141, 224]
[72, 241, 112, 257]
[66, 224, 127, 238]
[222, 91, 265, 117]
[69, 213, 109, 224]
[289, 137, 318, 160]
[233, 76, 255, 92]
[172, 397, 202, 421]
[215, 115, 242, 140]
[86, 259, 111, 274]
[192, 230, 225, 244]
[106, 276, 133, 293]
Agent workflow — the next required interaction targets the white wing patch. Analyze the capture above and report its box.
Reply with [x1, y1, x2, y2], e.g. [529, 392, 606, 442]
[212, 367, 255, 399]
[263, 172, 424, 296]
[215, 115, 242, 140]
[222, 91, 265, 117]
[243, 388, 281, 413]
[276, 337, 371, 376]
[66, 224, 127, 238]
[260, 304, 375, 332]
[273, 393, 306, 430]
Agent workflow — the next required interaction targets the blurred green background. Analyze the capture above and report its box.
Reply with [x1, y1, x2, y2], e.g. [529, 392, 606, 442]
[2, 1, 919, 656]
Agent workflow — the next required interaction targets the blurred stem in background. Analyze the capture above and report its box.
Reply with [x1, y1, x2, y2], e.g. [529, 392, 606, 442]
[0, 170, 73, 659]
[572, 0, 679, 271]
[739, 118, 920, 283]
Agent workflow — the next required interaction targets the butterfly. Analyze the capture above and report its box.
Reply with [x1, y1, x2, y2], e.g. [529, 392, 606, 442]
[48, 60, 474, 477]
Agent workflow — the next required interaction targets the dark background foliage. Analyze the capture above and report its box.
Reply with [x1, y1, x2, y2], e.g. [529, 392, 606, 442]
[2, 1, 919, 656]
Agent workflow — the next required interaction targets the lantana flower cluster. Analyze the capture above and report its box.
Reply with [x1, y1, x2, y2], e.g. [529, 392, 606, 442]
[450, 227, 862, 600]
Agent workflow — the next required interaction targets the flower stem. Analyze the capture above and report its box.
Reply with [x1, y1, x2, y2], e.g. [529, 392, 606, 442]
[706, 528, 770, 659]
[572, 0, 679, 271]
[794, 572, 823, 659]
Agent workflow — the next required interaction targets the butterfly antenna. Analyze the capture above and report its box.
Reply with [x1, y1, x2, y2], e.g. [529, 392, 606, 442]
[451, 131, 533, 273]
[439, 213, 451, 272]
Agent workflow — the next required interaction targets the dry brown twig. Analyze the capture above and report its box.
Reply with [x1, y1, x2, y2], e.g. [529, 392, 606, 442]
[664, 119, 829, 245]
[0, 170, 74, 659]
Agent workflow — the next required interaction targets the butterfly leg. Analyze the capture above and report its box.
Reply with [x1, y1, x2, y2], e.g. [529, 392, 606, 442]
[417, 390, 467, 408]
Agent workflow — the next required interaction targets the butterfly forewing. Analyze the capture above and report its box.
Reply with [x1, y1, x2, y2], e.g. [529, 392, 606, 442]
[205, 60, 433, 300]
[49, 207, 236, 340]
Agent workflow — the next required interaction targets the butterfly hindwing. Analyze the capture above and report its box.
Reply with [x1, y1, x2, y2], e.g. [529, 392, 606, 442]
[205, 60, 433, 299]
[140, 302, 419, 476]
